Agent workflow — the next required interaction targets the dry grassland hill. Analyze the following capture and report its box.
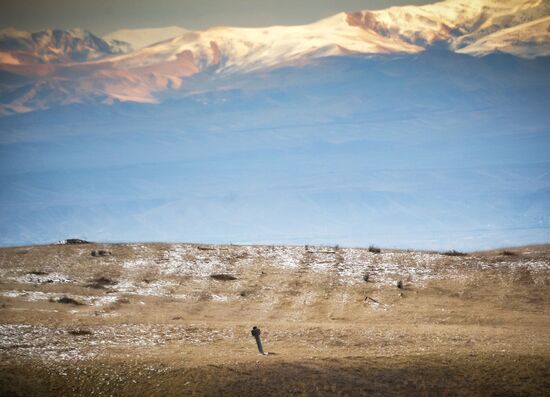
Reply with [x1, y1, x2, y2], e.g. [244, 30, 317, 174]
[0, 242, 549, 396]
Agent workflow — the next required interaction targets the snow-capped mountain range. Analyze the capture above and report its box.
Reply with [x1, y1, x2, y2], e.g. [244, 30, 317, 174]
[0, 0, 548, 115]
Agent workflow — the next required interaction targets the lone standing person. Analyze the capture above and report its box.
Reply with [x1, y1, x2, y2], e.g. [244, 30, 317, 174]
[251, 326, 267, 355]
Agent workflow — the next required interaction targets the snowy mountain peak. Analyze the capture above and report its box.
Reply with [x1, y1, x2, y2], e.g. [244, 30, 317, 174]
[346, 0, 549, 50]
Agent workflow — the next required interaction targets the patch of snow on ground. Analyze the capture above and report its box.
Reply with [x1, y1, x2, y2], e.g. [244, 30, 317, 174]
[288, 248, 446, 285]
[15, 273, 73, 284]
[0, 324, 96, 362]
[122, 257, 151, 270]
[0, 290, 51, 300]
[160, 244, 235, 278]
[0, 290, 122, 306]
[0, 324, 237, 363]
[263, 245, 303, 270]
[211, 294, 230, 302]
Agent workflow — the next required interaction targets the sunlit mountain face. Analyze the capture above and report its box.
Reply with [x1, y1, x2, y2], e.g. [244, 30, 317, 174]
[0, 0, 549, 249]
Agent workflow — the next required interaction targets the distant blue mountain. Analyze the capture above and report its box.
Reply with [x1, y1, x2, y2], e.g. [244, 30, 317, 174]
[1, 51, 549, 250]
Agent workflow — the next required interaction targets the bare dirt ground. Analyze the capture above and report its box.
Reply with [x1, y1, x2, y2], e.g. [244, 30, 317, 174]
[0, 242, 549, 396]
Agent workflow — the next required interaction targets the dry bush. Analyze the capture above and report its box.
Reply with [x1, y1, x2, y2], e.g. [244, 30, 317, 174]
[513, 267, 535, 285]
[65, 239, 91, 244]
[57, 296, 83, 305]
[86, 276, 117, 289]
[442, 250, 467, 257]
[135, 267, 160, 284]
[368, 246, 381, 254]
[210, 274, 237, 281]
[68, 329, 92, 336]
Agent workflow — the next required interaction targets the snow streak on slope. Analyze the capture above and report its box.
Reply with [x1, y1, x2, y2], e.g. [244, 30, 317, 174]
[103, 27, 188, 50]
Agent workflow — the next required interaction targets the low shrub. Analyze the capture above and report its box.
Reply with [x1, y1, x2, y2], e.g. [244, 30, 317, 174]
[68, 329, 92, 336]
[65, 239, 91, 244]
[57, 296, 82, 305]
[85, 276, 117, 289]
[442, 250, 467, 257]
[210, 274, 237, 281]
[29, 271, 48, 275]
[368, 245, 381, 254]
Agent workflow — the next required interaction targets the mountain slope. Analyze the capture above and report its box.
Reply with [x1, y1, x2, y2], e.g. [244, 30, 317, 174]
[0, 28, 130, 65]
[1, 52, 549, 249]
[458, 15, 550, 57]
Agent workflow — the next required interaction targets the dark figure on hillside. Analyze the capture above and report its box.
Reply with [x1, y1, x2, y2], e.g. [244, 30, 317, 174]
[251, 326, 267, 355]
